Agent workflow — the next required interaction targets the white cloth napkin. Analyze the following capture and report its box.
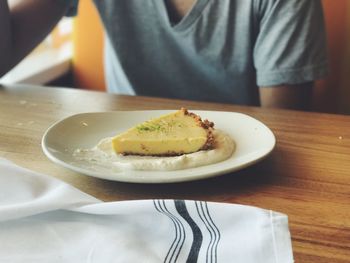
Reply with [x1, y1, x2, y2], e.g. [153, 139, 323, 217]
[0, 159, 293, 263]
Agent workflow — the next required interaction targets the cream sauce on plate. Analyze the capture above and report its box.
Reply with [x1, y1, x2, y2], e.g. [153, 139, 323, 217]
[73, 130, 235, 171]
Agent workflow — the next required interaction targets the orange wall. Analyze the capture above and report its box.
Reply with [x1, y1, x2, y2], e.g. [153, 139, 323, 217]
[338, 2, 350, 114]
[72, 0, 350, 113]
[72, 0, 105, 91]
[314, 0, 348, 113]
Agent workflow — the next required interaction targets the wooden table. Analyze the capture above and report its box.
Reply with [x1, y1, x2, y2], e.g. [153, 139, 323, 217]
[1, 84, 349, 262]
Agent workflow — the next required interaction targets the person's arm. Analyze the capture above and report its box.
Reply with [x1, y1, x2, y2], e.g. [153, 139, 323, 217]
[254, 0, 327, 111]
[259, 82, 313, 110]
[0, 0, 71, 77]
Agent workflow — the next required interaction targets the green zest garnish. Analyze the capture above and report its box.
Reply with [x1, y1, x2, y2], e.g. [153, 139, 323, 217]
[136, 120, 186, 133]
[136, 122, 163, 132]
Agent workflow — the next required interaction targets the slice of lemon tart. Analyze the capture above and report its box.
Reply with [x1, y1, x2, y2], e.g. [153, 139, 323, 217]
[112, 108, 215, 156]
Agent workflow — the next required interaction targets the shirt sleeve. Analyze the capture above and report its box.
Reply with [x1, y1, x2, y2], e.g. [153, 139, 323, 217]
[253, 0, 328, 87]
[65, 0, 79, 17]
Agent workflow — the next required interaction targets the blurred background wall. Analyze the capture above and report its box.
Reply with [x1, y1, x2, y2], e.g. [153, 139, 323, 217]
[314, 0, 350, 114]
[72, 0, 105, 91]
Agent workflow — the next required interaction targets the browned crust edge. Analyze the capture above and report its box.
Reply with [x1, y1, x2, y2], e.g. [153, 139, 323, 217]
[181, 108, 215, 151]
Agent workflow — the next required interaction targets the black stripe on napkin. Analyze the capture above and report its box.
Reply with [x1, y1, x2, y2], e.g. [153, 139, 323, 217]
[153, 200, 185, 263]
[175, 200, 203, 263]
[196, 202, 214, 263]
[204, 202, 221, 263]
[196, 201, 221, 263]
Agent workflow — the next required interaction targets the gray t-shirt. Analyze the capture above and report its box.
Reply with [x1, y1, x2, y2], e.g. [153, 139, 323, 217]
[69, 0, 327, 105]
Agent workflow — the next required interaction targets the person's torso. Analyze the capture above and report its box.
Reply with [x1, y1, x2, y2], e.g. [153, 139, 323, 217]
[94, 0, 260, 105]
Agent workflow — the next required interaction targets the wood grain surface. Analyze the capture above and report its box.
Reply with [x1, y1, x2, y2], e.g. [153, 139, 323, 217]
[1, 84, 349, 262]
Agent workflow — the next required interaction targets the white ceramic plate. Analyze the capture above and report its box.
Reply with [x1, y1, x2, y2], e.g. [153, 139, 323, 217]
[42, 110, 275, 183]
